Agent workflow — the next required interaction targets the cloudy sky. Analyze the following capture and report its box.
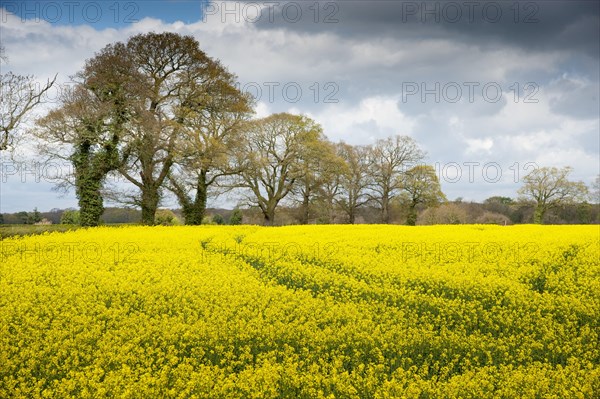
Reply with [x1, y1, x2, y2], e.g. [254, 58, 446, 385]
[0, 0, 598, 212]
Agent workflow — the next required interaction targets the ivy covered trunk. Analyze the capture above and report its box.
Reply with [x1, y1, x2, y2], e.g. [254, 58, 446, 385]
[72, 133, 119, 227]
[190, 172, 208, 225]
[73, 142, 103, 227]
[172, 171, 208, 225]
[77, 172, 104, 227]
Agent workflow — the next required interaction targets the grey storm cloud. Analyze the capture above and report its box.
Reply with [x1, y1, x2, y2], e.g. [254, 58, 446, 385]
[204, 1, 598, 121]
[246, 0, 599, 57]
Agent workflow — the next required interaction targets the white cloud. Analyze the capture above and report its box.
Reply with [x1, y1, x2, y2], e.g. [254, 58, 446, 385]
[465, 138, 494, 154]
[311, 96, 417, 145]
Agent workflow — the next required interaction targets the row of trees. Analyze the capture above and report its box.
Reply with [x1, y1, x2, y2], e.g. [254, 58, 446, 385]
[0, 208, 42, 225]
[1, 34, 595, 226]
[22, 32, 445, 226]
[4, 198, 598, 226]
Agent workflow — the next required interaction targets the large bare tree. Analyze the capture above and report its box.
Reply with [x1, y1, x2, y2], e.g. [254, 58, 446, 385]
[234, 113, 321, 225]
[400, 164, 446, 225]
[367, 135, 425, 223]
[107, 32, 237, 225]
[292, 135, 343, 224]
[167, 67, 254, 225]
[336, 142, 371, 224]
[518, 166, 588, 224]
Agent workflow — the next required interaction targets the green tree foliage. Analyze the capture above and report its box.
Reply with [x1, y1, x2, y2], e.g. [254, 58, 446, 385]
[293, 135, 344, 224]
[418, 203, 469, 225]
[234, 113, 322, 225]
[28, 208, 42, 224]
[400, 165, 446, 225]
[212, 214, 225, 225]
[155, 209, 181, 226]
[336, 143, 370, 224]
[112, 32, 245, 226]
[576, 202, 592, 224]
[518, 166, 588, 224]
[60, 210, 80, 225]
[201, 216, 216, 225]
[15, 211, 29, 224]
[229, 208, 243, 225]
[484, 196, 514, 205]
[483, 196, 519, 223]
[367, 135, 425, 223]
[167, 55, 253, 225]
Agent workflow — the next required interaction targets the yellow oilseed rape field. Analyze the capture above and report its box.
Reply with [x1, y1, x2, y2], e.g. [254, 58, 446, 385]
[1, 225, 599, 398]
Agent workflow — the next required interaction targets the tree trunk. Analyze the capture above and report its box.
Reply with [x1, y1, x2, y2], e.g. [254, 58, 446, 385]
[381, 195, 390, 224]
[74, 131, 119, 227]
[263, 206, 276, 226]
[347, 192, 357, 224]
[328, 201, 335, 224]
[141, 187, 159, 225]
[406, 204, 417, 226]
[194, 174, 208, 225]
[171, 171, 208, 225]
[180, 203, 194, 225]
[348, 207, 355, 224]
[533, 206, 546, 224]
[184, 172, 208, 225]
[73, 143, 105, 227]
[170, 179, 195, 225]
[300, 192, 310, 224]
[78, 178, 104, 227]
